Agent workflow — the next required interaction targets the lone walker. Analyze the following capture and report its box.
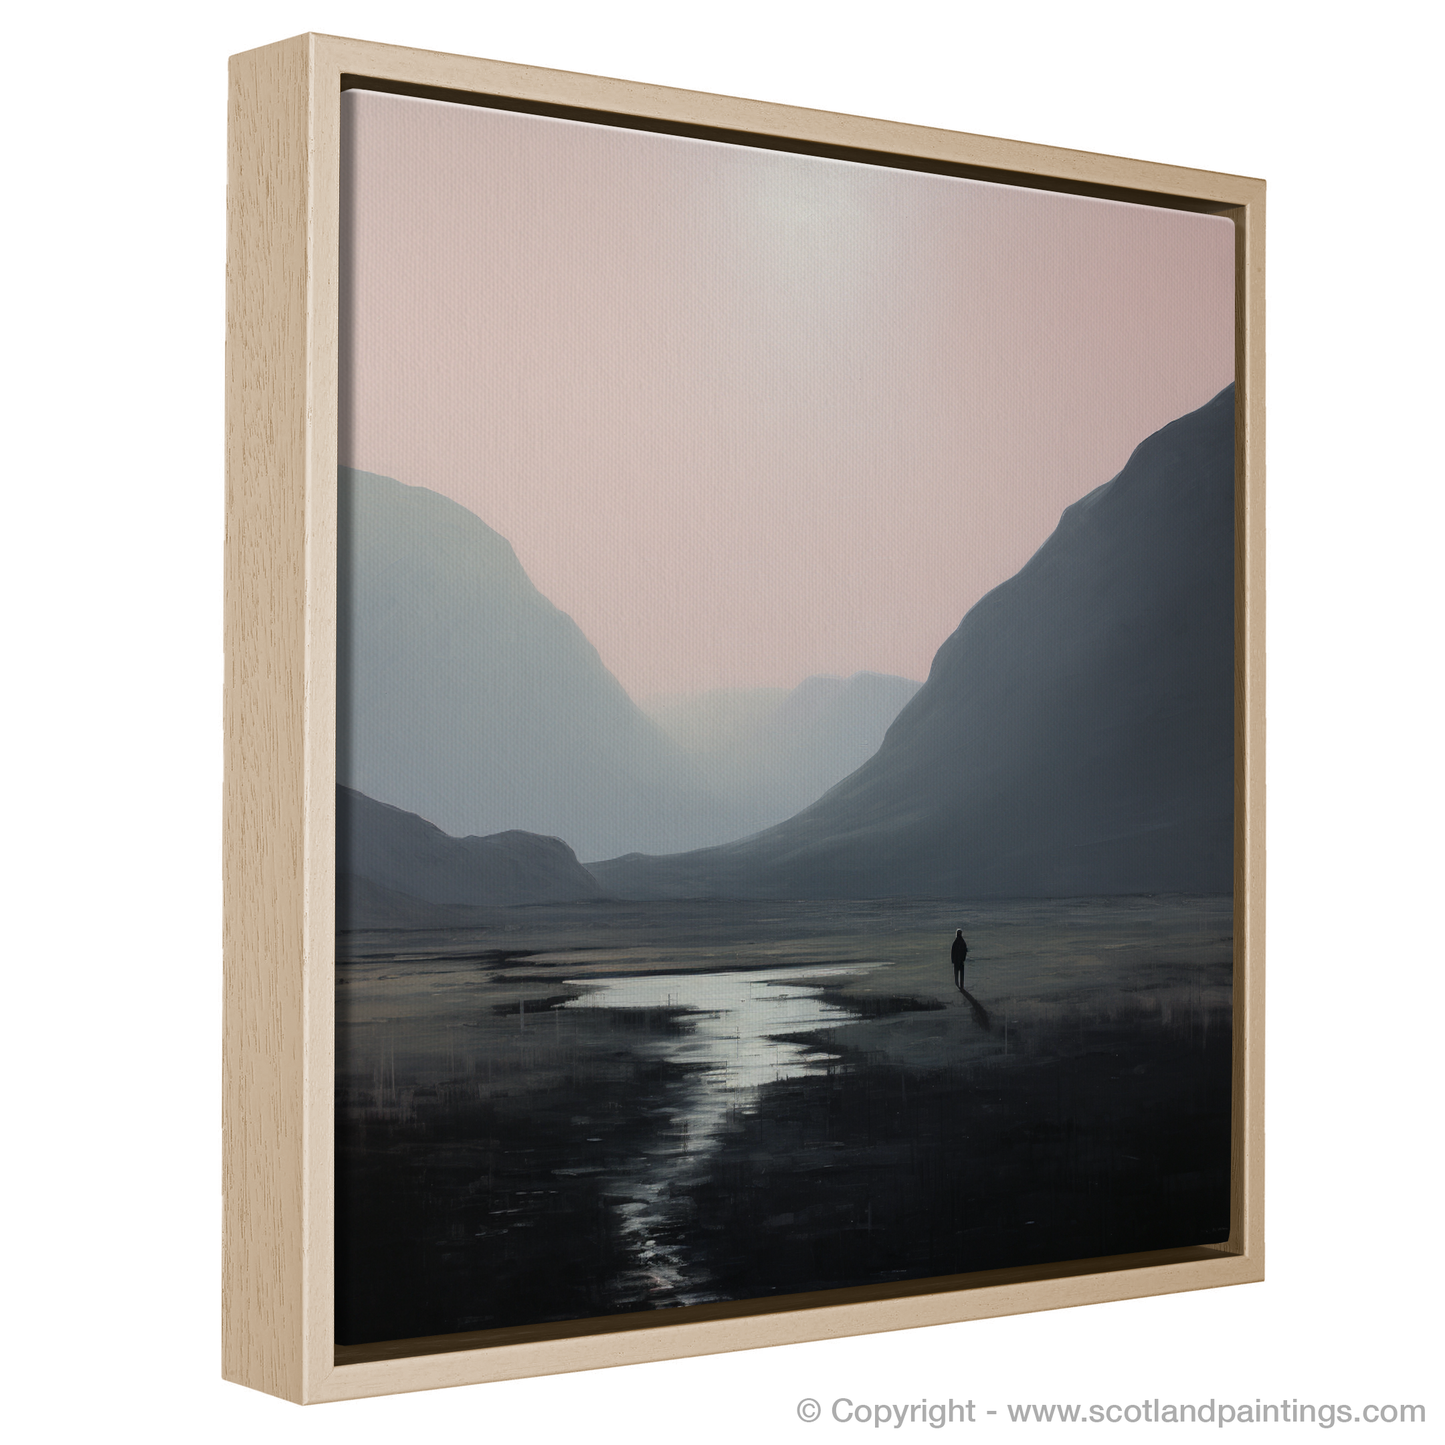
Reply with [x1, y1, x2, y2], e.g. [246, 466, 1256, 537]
[951, 929, 968, 990]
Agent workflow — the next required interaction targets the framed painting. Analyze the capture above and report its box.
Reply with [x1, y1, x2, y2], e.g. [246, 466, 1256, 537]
[224, 32, 1264, 1404]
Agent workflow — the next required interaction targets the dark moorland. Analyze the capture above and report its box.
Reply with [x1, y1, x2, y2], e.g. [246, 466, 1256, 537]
[335, 895, 1231, 1345]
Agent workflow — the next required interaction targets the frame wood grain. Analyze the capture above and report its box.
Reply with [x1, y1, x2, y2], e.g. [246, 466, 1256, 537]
[224, 31, 1265, 1404]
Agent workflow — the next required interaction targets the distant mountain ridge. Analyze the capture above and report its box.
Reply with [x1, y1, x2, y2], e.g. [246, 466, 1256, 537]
[338, 468, 742, 859]
[337, 786, 601, 930]
[644, 672, 922, 835]
[591, 384, 1236, 899]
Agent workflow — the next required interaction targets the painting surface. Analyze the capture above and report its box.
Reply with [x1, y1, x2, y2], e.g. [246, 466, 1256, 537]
[335, 89, 1235, 1347]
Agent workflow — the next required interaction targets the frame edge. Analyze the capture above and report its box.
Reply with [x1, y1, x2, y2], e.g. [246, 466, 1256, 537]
[224, 30, 1266, 1403]
[223, 31, 316, 1404]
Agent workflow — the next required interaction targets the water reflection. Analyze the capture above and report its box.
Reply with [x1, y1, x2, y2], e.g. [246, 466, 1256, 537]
[560, 963, 876, 1301]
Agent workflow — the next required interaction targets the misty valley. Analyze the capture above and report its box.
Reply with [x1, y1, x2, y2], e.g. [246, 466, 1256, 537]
[334, 387, 1237, 1347]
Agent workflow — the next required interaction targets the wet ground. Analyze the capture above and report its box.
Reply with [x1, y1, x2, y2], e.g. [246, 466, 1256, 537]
[335, 894, 1233, 1345]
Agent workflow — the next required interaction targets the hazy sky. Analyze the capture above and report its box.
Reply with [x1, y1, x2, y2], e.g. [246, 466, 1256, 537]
[340, 90, 1233, 699]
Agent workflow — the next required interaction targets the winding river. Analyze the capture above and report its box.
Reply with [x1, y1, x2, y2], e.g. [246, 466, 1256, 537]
[559, 963, 878, 1302]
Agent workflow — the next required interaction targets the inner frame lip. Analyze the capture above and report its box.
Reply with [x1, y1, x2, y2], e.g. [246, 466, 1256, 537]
[339, 72, 1242, 218]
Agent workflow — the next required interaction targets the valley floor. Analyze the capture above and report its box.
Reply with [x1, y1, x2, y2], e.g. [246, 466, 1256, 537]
[335, 894, 1233, 1347]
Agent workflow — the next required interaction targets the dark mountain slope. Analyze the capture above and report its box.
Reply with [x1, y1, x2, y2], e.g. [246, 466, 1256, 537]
[337, 785, 601, 923]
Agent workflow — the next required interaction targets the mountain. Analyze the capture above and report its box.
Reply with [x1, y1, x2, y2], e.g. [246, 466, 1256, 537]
[590, 385, 1236, 899]
[337, 874, 524, 932]
[338, 468, 740, 859]
[337, 786, 601, 929]
[642, 686, 790, 758]
[644, 672, 922, 835]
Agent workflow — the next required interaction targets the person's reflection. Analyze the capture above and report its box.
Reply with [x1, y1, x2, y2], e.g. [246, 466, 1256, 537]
[958, 987, 990, 1032]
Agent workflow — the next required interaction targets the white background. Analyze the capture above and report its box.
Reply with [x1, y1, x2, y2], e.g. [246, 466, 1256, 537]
[4, 1, 1441, 1438]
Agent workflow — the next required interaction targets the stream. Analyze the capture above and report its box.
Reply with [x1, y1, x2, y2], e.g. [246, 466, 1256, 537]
[558, 963, 878, 1302]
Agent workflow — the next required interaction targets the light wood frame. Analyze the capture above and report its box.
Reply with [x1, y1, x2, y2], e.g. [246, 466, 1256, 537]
[224, 31, 1265, 1404]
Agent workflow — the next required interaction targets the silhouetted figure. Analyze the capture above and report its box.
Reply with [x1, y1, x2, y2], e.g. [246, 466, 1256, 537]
[951, 929, 968, 990]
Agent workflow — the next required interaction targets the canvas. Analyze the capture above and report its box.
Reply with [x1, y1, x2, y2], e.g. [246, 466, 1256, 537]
[331, 85, 1236, 1355]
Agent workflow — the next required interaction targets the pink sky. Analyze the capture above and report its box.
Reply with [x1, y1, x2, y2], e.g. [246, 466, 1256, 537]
[340, 91, 1233, 699]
